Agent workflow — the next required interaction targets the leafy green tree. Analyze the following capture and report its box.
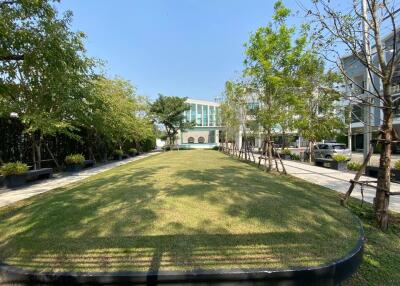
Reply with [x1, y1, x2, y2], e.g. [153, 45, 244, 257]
[244, 0, 309, 170]
[0, 0, 96, 168]
[149, 95, 192, 147]
[86, 77, 154, 159]
[296, 64, 345, 161]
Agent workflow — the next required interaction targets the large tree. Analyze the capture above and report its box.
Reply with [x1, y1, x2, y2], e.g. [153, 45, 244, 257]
[0, 0, 95, 168]
[244, 0, 310, 171]
[308, 0, 400, 230]
[149, 95, 192, 147]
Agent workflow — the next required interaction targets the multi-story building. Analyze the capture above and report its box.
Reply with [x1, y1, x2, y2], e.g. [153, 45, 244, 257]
[343, 30, 400, 152]
[178, 99, 222, 149]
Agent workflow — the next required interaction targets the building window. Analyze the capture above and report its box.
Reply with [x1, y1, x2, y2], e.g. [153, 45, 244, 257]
[190, 103, 196, 123]
[188, 137, 194, 144]
[208, 130, 215, 143]
[215, 107, 220, 126]
[198, 136, 205, 144]
[203, 105, 208, 126]
[209, 106, 215, 126]
[196, 104, 202, 126]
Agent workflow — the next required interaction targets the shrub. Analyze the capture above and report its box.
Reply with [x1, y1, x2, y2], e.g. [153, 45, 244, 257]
[1, 162, 29, 176]
[140, 136, 156, 152]
[395, 160, 400, 170]
[290, 153, 300, 160]
[281, 148, 291, 156]
[212, 146, 219, 151]
[113, 149, 124, 156]
[129, 148, 138, 155]
[347, 161, 362, 171]
[332, 154, 348, 162]
[65, 154, 85, 165]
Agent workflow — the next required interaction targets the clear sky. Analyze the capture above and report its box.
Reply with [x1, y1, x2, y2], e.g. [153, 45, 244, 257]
[56, 0, 306, 102]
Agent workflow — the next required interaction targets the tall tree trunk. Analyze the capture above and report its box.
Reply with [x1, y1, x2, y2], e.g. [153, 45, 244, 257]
[375, 88, 393, 230]
[267, 129, 272, 171]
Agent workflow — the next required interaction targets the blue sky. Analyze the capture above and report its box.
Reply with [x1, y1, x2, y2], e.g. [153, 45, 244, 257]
[57, 0, 306, 102]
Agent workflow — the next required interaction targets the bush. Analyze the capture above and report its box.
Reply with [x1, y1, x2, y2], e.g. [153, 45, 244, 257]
[1, 162, 29, 176]
[281, 148, 291, 156]
[129, 148, 138, 155]
[65, 154, 85, 165]
[212, 146, 219, 151]
[113, 149, 123, 156]
[332, 154, 348, 162]
[290, 153, 300, 160]
[347, 161, 362, 171]
[140, 136, 156, 152]
[395, 160, 400, 170]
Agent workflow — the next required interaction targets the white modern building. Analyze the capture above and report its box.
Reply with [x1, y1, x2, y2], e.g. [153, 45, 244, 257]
[178, 99, 222, 149]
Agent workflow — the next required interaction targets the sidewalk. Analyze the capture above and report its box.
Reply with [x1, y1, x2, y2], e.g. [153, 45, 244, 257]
[280, 160, 400, 213]
[0, 152, 159, 208]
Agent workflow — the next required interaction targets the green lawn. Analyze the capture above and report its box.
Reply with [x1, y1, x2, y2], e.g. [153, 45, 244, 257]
[0, 150, 361, 273]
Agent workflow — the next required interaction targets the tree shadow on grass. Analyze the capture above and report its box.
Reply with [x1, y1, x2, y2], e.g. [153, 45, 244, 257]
[3, 231, 337, 272]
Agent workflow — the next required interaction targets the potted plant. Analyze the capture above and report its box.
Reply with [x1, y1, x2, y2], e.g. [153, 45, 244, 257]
[65, 154, 85, 172]
[113, 149, 124, 160]
[1, 162, 29, 188]
[290, 153, 300, 160]
[128, 148, 138, 157]
[392, 160, 400, 183]
[332, 154, 349, 171]
[347, 161, 362, 171]
[280, 149, 292, 160]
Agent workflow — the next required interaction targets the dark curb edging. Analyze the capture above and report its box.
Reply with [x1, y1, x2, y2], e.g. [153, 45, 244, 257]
[0, 224, 364, 286]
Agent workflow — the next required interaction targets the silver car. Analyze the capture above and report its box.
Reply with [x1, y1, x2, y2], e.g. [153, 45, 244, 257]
[312, 143, 351, 159]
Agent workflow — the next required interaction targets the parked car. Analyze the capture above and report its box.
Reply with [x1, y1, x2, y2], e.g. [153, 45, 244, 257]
[305, 143, 351, 159]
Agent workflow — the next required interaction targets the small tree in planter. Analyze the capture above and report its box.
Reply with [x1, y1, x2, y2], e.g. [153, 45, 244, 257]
[332, 154, 348, 171]
[280, 149, 291, 160]
[128, 148, 138, 157]
[113, 149, 124, 160]
[1, 162, 29, 188]
[65, 154, 85, 172]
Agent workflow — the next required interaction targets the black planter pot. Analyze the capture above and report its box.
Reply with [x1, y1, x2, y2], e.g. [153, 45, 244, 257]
[366, 165, 400, 183]
[66, 164, 83, 172]
[333, 161, 348, 171]
[5, 174, 26, 188]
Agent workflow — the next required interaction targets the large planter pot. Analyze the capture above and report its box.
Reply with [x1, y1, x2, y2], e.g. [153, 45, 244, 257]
[366, 165, 400, 183]
[282, 155, 291, 160]
[5, 174, 26, 188]
[65, 164, 83, 172]
[333, 161, 348, 171]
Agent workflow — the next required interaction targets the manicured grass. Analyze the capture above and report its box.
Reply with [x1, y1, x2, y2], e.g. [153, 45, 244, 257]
[0, 150, 360, 273]
[343, 199, 400, 286]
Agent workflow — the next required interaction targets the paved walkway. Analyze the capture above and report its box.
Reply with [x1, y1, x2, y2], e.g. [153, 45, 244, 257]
[0, 152, 159, 208]
[280, 160, 400, 213]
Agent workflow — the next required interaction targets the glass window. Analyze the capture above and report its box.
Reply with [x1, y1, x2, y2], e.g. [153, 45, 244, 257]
[209, 106, 215, 126]
[188, 137, 194, 144]
[185, 104, 190, 122]
[198, 136, 205, 143]
[196, 104, 202, 126]
[203, 105, 208, 126]
[190, 103, 196, 123]
[215, 107, 220, 126]
[333, 145, 346, 150]
[208, 130, 215, 143]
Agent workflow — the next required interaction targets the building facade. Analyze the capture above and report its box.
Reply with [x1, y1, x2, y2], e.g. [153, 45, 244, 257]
[178, 99, 222, 149]
[343, 30, 400, 152]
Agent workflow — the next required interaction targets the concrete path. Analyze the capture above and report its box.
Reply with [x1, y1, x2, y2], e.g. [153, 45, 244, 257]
[280, 160, 400, 213]
[0, 152, 159, 208]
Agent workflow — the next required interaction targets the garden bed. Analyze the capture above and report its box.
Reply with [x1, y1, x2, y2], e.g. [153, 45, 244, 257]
[0, 151, 362, 284]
